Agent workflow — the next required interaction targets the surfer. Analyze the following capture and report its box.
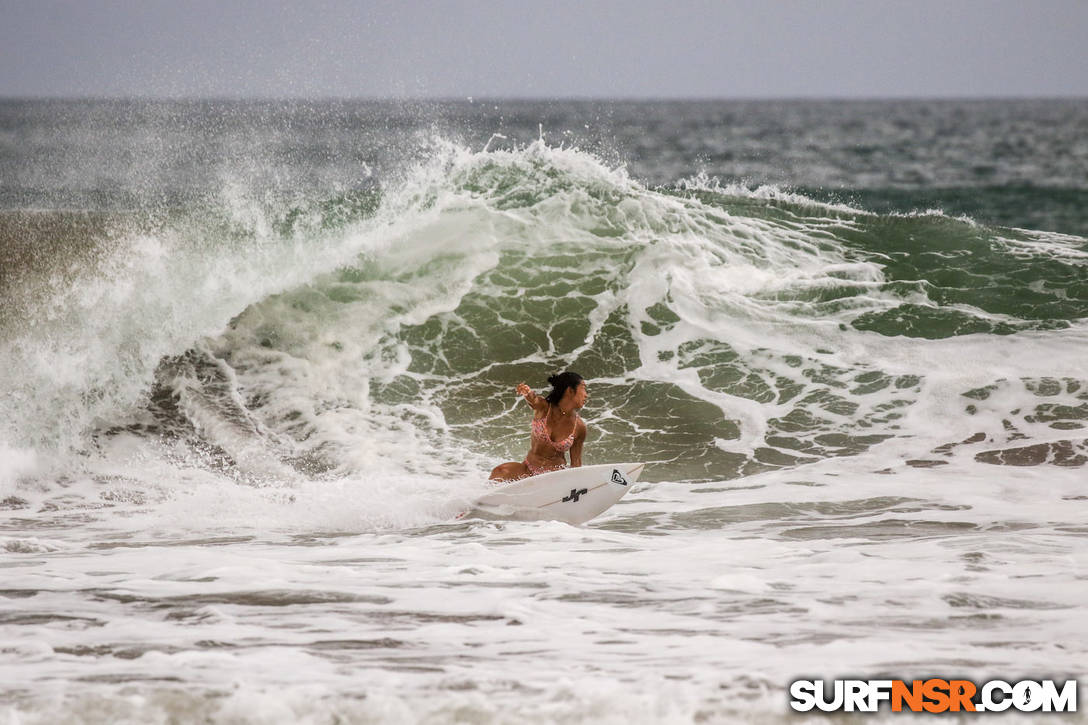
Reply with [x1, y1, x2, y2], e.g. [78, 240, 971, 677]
[489, 372, 588, 482]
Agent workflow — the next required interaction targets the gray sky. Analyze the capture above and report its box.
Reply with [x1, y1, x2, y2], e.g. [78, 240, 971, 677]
[2, 0, 1087, 99]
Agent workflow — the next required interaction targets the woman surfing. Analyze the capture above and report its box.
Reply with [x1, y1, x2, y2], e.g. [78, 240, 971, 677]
[489, 372, 588, 482]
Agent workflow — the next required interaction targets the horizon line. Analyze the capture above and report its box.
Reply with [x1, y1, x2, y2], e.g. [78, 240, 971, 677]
[1, 93, 1086, 104]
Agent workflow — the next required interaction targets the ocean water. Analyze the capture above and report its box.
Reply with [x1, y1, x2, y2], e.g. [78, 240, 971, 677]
[1, 99, 1086, 723]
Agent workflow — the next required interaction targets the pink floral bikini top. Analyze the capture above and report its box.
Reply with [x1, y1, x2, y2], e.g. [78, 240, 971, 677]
[530, 409, 578, 453]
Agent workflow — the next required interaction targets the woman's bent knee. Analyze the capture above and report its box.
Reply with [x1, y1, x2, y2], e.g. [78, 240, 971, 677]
[489, 462, 527, 482]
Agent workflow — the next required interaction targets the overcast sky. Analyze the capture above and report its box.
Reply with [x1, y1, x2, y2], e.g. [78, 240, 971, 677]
[2, 0, 1086, 99]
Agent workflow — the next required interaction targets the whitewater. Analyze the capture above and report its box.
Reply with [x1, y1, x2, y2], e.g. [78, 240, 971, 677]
[1, 99, 1086, 723]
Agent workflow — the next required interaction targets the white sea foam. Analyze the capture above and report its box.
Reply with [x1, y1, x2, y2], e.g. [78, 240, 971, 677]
[2, 138, 1086, 722]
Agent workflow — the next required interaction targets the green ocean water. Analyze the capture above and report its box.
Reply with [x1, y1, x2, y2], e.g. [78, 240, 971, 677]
[1, 99, 1087, 724]
[1, 100, 1086, 481]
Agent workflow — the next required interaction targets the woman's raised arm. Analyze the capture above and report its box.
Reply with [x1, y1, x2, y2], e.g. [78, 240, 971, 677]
[516, 382, 547, 411]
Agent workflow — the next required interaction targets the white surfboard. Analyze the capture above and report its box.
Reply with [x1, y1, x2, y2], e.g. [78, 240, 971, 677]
[464, 462, 645, 525]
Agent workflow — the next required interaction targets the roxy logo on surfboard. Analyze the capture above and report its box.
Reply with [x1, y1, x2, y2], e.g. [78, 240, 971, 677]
[610, 469, 628, 486]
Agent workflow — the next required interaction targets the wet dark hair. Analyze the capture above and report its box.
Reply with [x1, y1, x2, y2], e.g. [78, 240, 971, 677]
[545, 371, 584, 405]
